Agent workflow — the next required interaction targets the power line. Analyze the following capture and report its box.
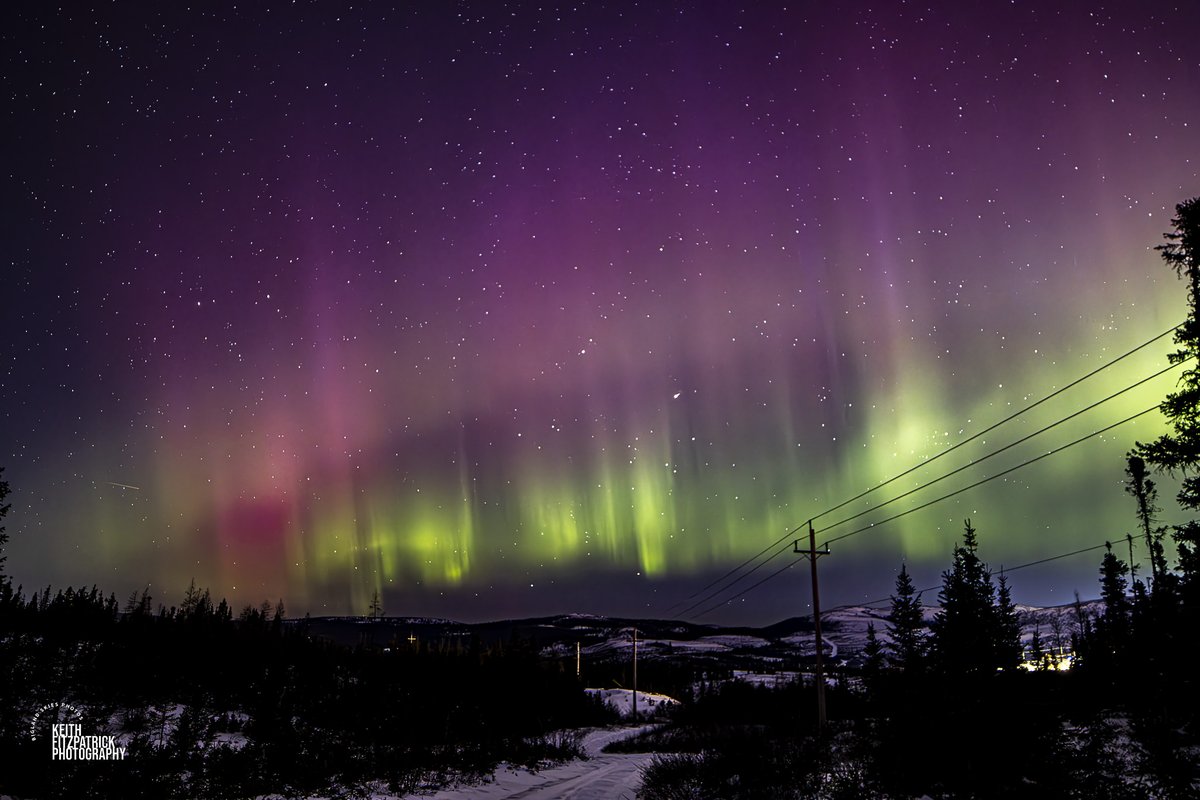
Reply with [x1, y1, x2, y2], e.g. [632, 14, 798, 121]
[821, 404, 1159, 548]
[700, 536, 1117, 621]
[686, 407, 1161, 618]
[835, 541, 1114, 612]
[676, 379, 1168, 617]
[666, 524, 804, 613]
[808, 321, 1180, 526]
[1002, 541, 1115, 576]
[674, 539, 795, 618]
[691, 556, 799, 620]
[818, 362, 1182, 536]
[666, 324, 1178, 615]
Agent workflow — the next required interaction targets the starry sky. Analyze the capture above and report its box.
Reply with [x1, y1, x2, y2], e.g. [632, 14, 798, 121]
[3, 2, 1199, 625]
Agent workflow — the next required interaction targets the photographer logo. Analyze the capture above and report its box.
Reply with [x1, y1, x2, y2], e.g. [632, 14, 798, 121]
[29, 701, 127, 761]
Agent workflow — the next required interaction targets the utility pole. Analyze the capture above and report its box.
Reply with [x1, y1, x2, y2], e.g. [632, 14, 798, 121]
[632, 627, 639, 722]
[794, 520, 830, 731]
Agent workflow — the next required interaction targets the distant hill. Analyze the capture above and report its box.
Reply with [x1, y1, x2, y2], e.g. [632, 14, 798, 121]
[296, 599, 1102, 671]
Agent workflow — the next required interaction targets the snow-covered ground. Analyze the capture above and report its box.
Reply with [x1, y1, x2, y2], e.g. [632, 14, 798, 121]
[396, 725, 659, 800]
[583, 633, 769, 656]
[780, 633, 839, 659]
[585, 687, 679, 718]
[731, 669, 799, 688]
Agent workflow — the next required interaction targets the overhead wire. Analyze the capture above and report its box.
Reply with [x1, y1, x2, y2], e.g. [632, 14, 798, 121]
[691, 556, 799, 620]
[816, 362, 1182, 536]
[700, 537, 1121, 621]
[807, 321, 1181, 526]
[684, 403, 1160, 619]
[665, 524, 804, 613]
[665, 323, 1180, 616]
[673, 538, 796, 618]
[679, 379, 1171, 617]
[820, 404, 1159, 548]
[827, 540, 1114, 614]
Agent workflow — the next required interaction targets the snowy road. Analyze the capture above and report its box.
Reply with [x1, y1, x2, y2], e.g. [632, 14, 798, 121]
[408, 726, 656, 800]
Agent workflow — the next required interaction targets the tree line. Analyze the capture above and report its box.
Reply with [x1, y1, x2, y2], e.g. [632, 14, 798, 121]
[0, 551, 612, 799]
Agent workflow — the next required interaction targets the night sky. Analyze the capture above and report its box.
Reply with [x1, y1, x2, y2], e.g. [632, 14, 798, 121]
[3, 2, 1199, 624]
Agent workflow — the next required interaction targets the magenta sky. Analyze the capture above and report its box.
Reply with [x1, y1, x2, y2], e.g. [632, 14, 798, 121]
[3, 3, 1199, 623]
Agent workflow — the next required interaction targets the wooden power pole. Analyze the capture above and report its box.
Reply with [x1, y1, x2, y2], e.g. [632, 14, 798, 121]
[632, 627, 639, 721]
[794, 520, 830, 731]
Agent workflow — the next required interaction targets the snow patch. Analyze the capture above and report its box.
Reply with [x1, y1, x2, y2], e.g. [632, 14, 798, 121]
[585, 688, 679, 718]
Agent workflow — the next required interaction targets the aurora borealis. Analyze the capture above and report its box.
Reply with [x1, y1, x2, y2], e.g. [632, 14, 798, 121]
[3, 2, 1199, 624]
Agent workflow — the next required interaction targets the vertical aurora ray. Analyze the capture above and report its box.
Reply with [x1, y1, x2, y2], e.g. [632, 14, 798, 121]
[3, 1, 1199, 623]
[293, 444, 478, 608]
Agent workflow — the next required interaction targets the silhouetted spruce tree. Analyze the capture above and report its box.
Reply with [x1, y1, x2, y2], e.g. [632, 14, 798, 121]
[929, 520, 1000, 675]
[886, 563, 925, 671]
[1090, 544, 1131, 677]
[994, 573, 1022, 670]
[1069, 591, 1095, 669]
[1135, 198, 1200, 626]
[1098, 545, 1131, 620]
[1028, 625, 1049, 671]
[1125, 454, 1166, 586]
[863, 621, 885, 683]
[1136, 198, 1200, 505]
[1129, 560, 1153, 663]
[0, 467, 10, 587]
[271, 598, 285, 634]
[181, 577, 201, 615]
[1116, 207, 1200, 750]
[1175, 520, 1200, 609]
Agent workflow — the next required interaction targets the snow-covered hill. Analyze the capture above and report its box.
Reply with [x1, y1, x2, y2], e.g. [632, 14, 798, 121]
[302, 599, 1103, 676]
[584, 688, 679, 718]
